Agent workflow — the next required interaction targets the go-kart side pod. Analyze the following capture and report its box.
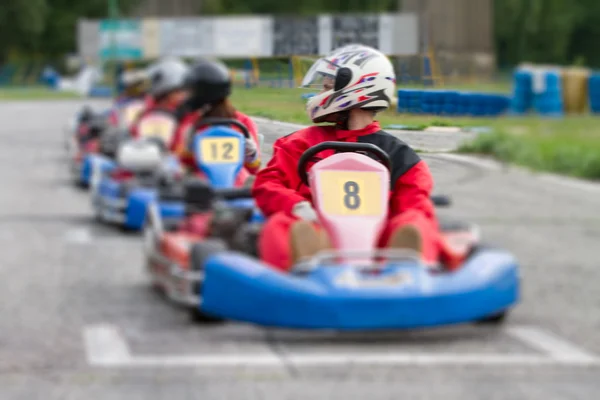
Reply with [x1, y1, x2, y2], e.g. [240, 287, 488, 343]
[126, 188, 185, 230]
[197, 248, 519, 330]
[82, 153, 116, 187]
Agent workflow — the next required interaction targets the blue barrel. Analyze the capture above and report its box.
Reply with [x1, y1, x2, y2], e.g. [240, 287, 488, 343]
[589, 73, 600, 114]
[511, 69, 533, 114]
[532, 70, 564, 117]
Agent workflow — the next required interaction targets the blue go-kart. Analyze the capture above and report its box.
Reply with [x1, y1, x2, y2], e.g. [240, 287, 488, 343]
[146, 141, 520, 329]
[91, 117, 257, 231]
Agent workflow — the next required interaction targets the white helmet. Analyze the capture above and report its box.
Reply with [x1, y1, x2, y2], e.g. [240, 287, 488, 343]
[302, 44, 396, 123]
[147, 57, 189, 98]
[120, 69, 149, 86]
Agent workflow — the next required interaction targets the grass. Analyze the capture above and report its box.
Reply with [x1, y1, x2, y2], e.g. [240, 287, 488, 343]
[231, 85, 600, 180]
[458, 118, 600, 180]
[0, 86, 80, 100]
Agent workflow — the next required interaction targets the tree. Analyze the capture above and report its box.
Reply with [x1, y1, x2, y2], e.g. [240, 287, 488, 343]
[0, 0, 48, 61]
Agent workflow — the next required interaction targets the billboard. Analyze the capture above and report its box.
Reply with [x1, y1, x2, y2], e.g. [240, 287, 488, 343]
[78, 13, 418, 61]
[98, 20, 143, 59]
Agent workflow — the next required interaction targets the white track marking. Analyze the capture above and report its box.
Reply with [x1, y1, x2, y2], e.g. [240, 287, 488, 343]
[428, 153, 503, 171]
[84, 324, 132, 365]
[126, 354, 554, 368]
[425, 153, 600, 193]
[83, 324, 599, 368]
[64, 227, 92, 244]
[507, 326, 598, 363]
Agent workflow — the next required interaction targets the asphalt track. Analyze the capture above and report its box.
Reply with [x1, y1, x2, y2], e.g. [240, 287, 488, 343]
[1, 99, 599, 399]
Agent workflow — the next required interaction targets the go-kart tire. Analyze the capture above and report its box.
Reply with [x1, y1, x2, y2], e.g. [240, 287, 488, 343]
[475, 311, 508, 325]
[189, 239, 227, 324]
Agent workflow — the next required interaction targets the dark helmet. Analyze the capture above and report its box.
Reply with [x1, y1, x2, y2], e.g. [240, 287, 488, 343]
[183, 58, 231, 111]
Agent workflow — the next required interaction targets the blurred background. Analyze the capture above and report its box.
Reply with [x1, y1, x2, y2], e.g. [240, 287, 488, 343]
[2, 0, 600, 181]
[3, 0, 598, 92]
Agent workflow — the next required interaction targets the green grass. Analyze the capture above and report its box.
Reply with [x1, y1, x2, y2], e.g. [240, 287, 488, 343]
[0, 86, 80, 100]
[458, 117, 600, 180]
[231, 85, 600, 180]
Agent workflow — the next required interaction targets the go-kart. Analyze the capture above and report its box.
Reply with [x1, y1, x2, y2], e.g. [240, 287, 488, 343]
[141, 142, 512, 330]
[113, 98, 146, 130]
[68, 112, 121, 187]
[84, 108, 179, 190]
[91, 116, 255, 231]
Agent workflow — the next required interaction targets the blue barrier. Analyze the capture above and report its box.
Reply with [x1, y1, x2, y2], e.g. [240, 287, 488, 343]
[532, 71, 563, 117]
[511, 70, 533, 114]
[397, 89, 510, 117]
[589, 73, 600, 114]
[88, 86, 113, 98]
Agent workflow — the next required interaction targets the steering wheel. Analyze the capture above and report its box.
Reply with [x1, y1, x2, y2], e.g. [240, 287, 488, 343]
[297, 141, 392, 186]
[191, 117, 251, 139]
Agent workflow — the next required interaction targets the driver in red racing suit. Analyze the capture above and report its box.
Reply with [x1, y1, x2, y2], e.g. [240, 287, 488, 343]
[110, 68, 152, 127]
[252, 44, 463, 271]
[170, 59, 261, 184]
[130, 58, 190, 141]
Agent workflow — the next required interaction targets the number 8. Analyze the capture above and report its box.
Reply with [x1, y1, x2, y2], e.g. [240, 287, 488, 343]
[343, 181, 360, 210]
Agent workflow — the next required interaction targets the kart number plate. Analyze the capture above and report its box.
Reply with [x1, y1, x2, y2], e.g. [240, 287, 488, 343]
[138, 117, 177, 142]
[198, 137, 241, 164]
[318, 171, 383, 216]
[335, 269, 414, 288]
[123, 103, 145, 125]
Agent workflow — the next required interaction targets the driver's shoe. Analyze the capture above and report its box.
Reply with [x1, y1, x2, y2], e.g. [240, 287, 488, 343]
[388, 224, 424, 256]
[290, 221, 331, 266]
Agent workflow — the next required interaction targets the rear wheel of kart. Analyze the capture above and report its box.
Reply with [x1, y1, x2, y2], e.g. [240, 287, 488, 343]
[189, 239, 227, 324]
[475, 311, 508, 325]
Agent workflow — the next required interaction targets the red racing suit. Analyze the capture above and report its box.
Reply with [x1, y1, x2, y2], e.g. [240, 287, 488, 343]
[109, 95, 153, 129]
[129, 101, 180, 142]
[252, 121, 446, 271]
[169, 110, 262, 185]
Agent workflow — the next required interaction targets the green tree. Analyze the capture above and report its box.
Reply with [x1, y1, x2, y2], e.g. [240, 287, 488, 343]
[39, 0, 140, 57]
[0, 0, 48, 61]
[494, 0, 588, 66]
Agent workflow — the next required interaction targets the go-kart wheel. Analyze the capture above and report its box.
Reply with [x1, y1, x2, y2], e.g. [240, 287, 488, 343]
[475, 311, 508, 325]
[189, 239, 227, 324]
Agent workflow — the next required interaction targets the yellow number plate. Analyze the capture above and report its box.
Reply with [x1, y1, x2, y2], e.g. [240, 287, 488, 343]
[199, 137, 241, 163]
[318, 170, 384, 216]
[138, 117, 177, 142]
[123, 103, 145, 125]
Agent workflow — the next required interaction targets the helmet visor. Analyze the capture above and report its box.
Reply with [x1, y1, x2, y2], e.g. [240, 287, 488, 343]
[300, 57, 340, 90]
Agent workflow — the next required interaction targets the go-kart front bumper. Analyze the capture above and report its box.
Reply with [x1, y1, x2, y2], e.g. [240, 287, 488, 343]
[193, 249, 520, 330]
[92, 179, 184, 230]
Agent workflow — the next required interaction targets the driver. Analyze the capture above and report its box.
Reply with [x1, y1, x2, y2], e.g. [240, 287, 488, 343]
[170, 58, 262, 181]
[111, 68, 152, 128]
[115, 68, 150, 106]
[252, 44, 456, 271]
[129, 57, 190, 142]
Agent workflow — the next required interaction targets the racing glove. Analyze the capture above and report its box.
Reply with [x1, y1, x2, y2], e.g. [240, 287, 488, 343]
[292, 201, 318, 222]
[244, 137, 261, 171]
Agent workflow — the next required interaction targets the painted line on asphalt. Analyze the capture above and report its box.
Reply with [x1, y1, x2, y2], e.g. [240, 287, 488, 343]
[84, 324, 131, 365]
[83, 323, 599, 368]
[506, 326, 598, 363]
[408, 153, 600, 194]
[64, 227, 92, 244]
